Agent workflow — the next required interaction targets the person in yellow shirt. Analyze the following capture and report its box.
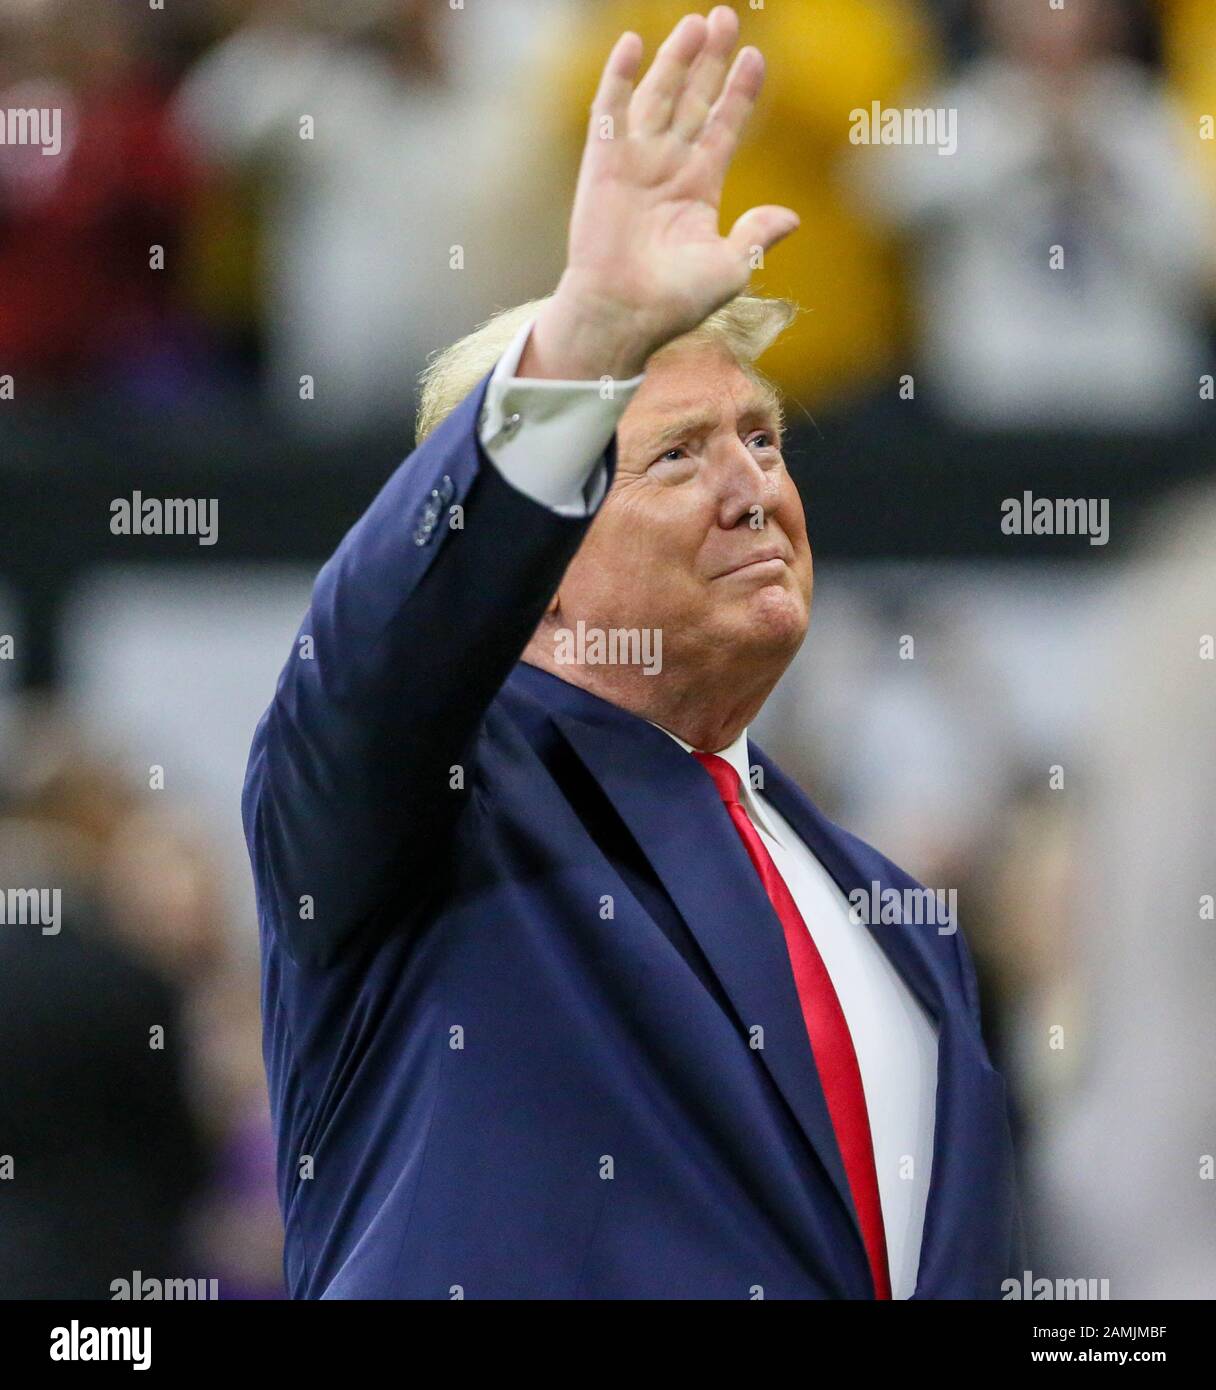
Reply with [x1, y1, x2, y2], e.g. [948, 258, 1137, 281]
[1157, 0, 1216, 227]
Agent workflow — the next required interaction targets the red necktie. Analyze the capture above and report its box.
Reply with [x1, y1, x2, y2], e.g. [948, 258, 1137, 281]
[694, 751, 892, 1300]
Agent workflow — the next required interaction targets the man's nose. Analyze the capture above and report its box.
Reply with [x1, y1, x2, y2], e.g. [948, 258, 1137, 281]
[713, 438, 775, 530]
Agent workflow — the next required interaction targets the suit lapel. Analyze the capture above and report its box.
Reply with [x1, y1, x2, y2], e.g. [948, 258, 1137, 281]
[522, 671, 863, 1253]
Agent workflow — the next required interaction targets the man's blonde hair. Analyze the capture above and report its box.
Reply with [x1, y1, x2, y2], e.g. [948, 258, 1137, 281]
[415, 292, 799, 445]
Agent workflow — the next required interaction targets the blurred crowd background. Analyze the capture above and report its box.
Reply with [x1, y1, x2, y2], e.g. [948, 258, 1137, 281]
[0, 0, 1214, 1298]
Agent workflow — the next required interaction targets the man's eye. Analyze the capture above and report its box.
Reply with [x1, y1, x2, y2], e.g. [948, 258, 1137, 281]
[658, 447, 686, 463]
[749, 432, 777, 450]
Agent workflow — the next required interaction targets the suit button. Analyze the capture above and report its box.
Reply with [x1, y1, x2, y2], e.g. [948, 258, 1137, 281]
[437, 474, 455, 505]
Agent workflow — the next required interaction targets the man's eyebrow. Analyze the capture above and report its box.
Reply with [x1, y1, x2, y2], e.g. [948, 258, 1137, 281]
[645, 396, 784, 452]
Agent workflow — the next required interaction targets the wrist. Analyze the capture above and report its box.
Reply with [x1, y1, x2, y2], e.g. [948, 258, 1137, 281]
[518, 276, 653, 383]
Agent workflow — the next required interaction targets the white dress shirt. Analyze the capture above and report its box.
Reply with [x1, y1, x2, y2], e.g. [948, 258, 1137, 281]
[476, 316, 939, 1297]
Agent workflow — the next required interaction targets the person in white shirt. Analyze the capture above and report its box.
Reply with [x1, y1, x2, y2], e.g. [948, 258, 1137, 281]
[852, 0, 1215, 431]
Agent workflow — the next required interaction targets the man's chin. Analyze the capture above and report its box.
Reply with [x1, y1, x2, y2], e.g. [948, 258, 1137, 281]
[721, 586, 809, 656]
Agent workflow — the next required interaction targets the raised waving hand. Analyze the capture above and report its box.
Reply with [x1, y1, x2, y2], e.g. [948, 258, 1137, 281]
[520, 7, 800, 382]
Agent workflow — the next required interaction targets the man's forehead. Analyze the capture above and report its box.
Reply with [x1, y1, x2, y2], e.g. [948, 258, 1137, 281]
[625, 353, 781, 442]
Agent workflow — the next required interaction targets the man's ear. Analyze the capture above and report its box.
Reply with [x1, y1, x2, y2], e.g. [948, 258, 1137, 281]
[523, 591, 562, 671]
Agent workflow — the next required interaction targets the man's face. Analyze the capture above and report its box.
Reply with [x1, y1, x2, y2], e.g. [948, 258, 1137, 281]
[548, 340, 813, 676]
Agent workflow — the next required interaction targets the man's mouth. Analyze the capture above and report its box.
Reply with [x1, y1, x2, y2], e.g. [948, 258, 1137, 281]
[713, 549, 789, 579]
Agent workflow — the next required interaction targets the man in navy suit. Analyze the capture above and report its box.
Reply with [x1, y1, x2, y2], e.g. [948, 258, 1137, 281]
[244, 7, 1021, 1299]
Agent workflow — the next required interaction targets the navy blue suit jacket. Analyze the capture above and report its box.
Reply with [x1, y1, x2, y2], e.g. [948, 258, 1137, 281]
[243, 367, 1022, 1299]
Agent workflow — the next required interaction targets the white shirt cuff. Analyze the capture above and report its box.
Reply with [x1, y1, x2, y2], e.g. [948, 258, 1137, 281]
[477, 315, 646, 516]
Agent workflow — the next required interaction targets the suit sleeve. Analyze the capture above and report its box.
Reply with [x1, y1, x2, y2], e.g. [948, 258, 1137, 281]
[242, 366, 618, 968]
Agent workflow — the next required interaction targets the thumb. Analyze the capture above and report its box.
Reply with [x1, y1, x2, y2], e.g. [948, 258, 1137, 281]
[727, 204, 800, 261]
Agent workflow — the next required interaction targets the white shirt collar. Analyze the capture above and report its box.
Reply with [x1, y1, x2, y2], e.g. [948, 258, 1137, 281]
[647, 720, 786, 847]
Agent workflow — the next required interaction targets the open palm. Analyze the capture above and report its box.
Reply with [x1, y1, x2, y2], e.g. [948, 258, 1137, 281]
[559, 8, 799, 369]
